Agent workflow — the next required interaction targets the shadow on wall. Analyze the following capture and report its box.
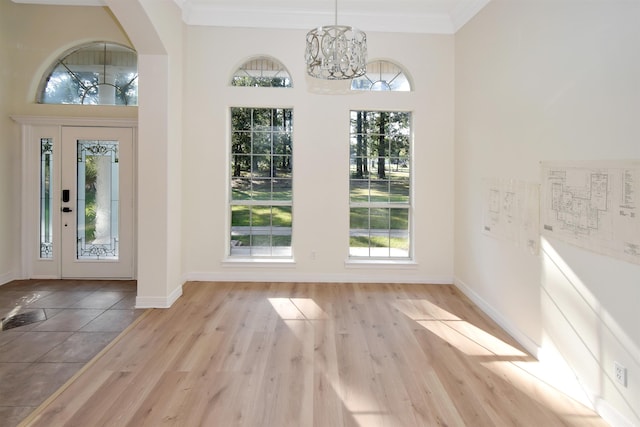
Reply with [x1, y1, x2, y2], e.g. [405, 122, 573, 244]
[539, 237, 639, 427]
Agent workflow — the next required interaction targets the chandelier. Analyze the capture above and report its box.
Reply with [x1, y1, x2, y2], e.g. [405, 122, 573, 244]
[305, 0, 367, 80]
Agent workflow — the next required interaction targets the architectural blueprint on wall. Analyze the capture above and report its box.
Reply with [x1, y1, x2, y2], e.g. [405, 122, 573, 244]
[540, 161, 640, 265]
[482, 178, 540, 254]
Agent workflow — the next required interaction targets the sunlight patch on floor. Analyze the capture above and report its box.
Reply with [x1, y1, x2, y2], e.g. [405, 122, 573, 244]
[444, 319, 528, 358]
[481, 359, 599, 419]
[414, 319, 527, 358]
[267, 296, 389, 427]
[268, 297, 327, 320]
[393, 298, 461, 321]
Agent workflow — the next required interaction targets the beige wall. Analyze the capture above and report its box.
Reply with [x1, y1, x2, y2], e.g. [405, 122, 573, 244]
[6, 2, 135, 118]
[106, 0, 184, 307]
[0, 0, 18, 283]
[4, 0, 634, 422]
[181, 26, 455, 283]
[455, 2, 640, 425]
[0, 0, 135, 283]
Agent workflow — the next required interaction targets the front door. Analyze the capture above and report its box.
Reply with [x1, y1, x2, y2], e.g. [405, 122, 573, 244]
[59, 127, 134, 278]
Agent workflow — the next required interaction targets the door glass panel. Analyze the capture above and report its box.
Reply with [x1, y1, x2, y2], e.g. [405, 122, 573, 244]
[76, 140, 119, 260]
[40, 138, 53, 258]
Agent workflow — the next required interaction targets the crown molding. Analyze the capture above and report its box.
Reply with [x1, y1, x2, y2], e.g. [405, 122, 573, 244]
[13, 0, 490, 34]
[178, 0, 491, 34]
[450, 0, 490, 32]
[180, 4, 459, 34]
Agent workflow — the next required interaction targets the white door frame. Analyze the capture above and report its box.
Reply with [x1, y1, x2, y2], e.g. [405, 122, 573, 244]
[12, 116, 138, 280]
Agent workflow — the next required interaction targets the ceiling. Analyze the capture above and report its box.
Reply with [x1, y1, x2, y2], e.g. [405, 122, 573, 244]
[11, 0, 490, 34]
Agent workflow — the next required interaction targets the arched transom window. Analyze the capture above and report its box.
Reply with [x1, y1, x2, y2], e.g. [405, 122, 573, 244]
[351, 60, 411, 92]
[38, 42, 138, 105]
[231, 56, 292, 88]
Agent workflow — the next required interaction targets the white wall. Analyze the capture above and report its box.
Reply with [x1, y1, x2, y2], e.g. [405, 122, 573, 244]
[181, 26, 455, 284]
[4, 3, 135, 118]
[0, 0, 18, 284]
[0, 1, 135, 285]
[455, 2, 640, 425]
[3, 0, 638, 423]
[105, 0, 185, 308]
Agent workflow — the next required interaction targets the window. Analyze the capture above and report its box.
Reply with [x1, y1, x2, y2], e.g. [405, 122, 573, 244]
[230, 107, 293, 257]
[351, 60, 411, 92]
[38, 42, 138, 105]
[350, 111, 411, 258]
[40, 138, 53, 258]
[231, 56, 292, 88]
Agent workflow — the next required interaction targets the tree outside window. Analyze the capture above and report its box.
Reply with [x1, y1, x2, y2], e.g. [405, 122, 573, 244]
[230, 107, 293, 257]
[350, 111, 411, 258]
[38, 42, 138, 106]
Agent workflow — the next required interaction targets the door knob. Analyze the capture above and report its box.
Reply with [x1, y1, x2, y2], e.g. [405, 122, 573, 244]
[61, 207, 73, 213]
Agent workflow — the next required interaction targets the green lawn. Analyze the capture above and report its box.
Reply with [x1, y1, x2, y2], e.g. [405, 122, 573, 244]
[231, 205, 292, 227]
[350, 207, 408, 230]
[349, 235, 409, 249]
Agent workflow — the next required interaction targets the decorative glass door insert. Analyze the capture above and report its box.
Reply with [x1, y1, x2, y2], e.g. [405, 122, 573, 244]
[76, 140, 120, 260]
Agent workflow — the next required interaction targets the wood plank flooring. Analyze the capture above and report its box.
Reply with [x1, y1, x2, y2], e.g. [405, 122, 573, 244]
[21, 282, 608, 426]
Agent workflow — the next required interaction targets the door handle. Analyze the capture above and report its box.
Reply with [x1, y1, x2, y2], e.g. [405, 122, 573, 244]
[61, 207, 73, 213]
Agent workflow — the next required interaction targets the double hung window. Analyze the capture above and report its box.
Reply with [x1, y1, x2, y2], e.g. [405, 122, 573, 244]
[349, 111, 411, 259]
[230, 107, 293, 257]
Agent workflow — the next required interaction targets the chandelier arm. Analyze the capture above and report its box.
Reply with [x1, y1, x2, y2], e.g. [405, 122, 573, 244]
[304, 0, 367, 80]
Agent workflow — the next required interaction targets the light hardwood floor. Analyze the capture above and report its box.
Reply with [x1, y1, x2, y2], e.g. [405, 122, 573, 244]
[21, 282, 608, 426]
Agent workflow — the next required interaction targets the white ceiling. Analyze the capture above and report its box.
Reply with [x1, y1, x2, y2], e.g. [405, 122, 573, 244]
[12, 0, 490, 34]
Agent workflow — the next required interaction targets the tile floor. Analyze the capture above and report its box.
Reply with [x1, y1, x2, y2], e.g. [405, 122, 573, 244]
[0, 279, 145, 427]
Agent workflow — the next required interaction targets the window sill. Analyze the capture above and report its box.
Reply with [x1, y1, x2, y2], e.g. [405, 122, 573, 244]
[222, 258, 296, 268]
[344, 259, 418, 268]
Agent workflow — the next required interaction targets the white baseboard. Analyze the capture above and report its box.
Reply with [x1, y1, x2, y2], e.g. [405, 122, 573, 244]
[596, 397, 637, 427]
[0, 271, 16, 286]
[454, 276, 638, 427]
[453, 276, 540, 357]
[184, 270, 453, 285]
[135, 283, 183, 308]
